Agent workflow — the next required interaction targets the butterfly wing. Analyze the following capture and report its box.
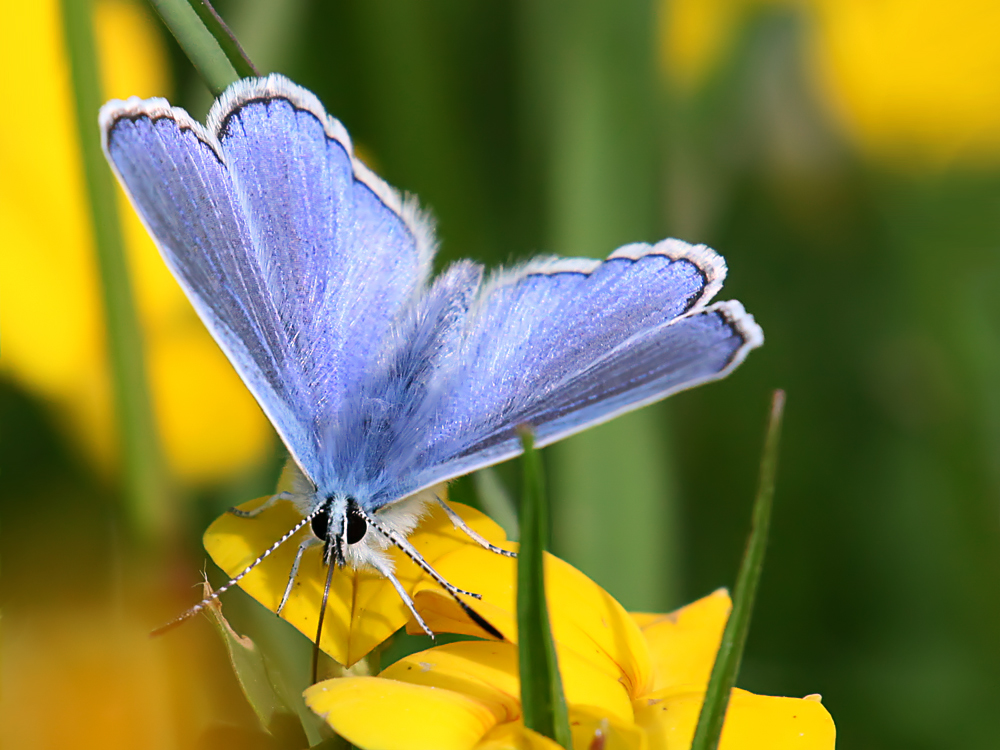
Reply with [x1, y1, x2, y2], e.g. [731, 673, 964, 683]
[389, 240, 762, 500]
[100, 75, 433, 489]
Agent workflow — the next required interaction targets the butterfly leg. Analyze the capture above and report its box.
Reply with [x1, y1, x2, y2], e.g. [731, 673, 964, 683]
[353, 503, 505, 641]
[435, 496, 517, 558]
[367, 555, 435, 638]
[228, 491, 296, 518]
[277, 535, 321, 615]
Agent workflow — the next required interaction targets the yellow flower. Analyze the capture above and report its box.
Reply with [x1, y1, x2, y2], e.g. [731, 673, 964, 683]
[660, 0, 1000, 168]
[202, 471, 832, 748]
[807, 0, 1000, 168]
[1, 599, 234, 749]
[0, 0, 271, 482]
[658, 0, 785, 92]
[660, 0, 755, 92]
[303, 549, 836, 750]
[203, 492, 513, 667]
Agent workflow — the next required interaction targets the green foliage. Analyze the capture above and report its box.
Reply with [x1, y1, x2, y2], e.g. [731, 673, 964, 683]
[148, 0, 249, 95]
[59, 0, 168, 542]
[204, 585, 309, 746]
[5, 2, 998, 747]
[691, 391, 785, 750]
[206, 582, 337, 747]
[517, 429, 572, 749]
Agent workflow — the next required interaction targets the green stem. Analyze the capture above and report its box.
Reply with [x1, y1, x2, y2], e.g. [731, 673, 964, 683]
[527, 0, 680, 615]
[691, 390, 786, 750]
[474, 467, 519, 541]
[147, 0, 255, 96]
[188, 0, 259, 78]
[59, 0, 171, 542]
[517, 429, 572, 749]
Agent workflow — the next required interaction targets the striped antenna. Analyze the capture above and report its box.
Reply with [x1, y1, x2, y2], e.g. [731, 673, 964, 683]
[151, 506, 322, 636]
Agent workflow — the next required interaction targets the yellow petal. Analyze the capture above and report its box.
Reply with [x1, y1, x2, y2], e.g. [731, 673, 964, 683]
[631, 589, 731, 692]
[381, 640, 634, 725]
[634, 686, 836, 750]
[570, 705, 648, 750]
[204, 497, 508, 665]
[0, 0, 129, 473]
[474, 712, 645, 750]
[306, 676, 499, 750]
[381, 641, 519, 723]
[410, 547, 652, 697]
[477, 722, 565, 750]
[477, 717, 641, 750]
[406, 497, 513, 565]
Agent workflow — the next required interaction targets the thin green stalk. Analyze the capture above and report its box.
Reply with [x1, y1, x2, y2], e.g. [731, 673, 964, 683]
[691, 390, 786, 750]
[524, 0, 680, 614]
[59, 0, 170, 541]
[474, 467, 519, 541]
[148, 0, 254, 96]
[187, 0, 259, 79]
[517, 429, 572, 749]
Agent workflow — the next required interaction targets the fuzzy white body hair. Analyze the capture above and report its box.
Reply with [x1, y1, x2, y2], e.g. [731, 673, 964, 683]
[343, 489, 434, 572]
[283, 459, 437, 575]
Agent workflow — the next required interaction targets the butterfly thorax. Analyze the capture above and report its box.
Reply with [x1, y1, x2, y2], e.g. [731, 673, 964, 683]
[285, 460, 436, 574]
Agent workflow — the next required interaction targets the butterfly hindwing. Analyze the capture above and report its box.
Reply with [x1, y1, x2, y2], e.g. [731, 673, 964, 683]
[393, 240, 763, 499]
[327, 261, 484, 498]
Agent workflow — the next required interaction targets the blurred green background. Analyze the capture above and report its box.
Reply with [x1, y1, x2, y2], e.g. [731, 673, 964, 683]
[4, 0, 1000, 747]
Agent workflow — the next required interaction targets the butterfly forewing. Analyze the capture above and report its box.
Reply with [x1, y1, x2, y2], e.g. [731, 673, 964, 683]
[214, 94, 432, 420]
[101, 77, 434, 491]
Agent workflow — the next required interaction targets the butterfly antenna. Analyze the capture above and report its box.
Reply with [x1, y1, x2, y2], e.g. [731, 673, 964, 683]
[353, 503, 505, 641]
[151, 506, 322, 637]
[311, 552, 339, 684]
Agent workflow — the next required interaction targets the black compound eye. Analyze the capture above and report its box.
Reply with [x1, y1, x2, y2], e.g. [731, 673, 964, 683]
[346, 500, 367, 545]
[310, 505, 330, 539]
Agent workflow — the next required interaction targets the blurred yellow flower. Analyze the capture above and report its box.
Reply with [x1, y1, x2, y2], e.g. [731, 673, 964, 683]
[807, 0, 1000, 168]
[0, 0, 272, 482]
[661, 0, 1000, 167]
[305, 573, 836, 750]
[204, 492, 512, 667]
[660, 0, 752, 91]
[1, 600, 235, 750]
[659, 0, 783, 92]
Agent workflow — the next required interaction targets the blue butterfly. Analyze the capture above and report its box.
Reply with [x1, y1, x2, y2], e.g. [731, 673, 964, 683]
[100, 74, 763, 639]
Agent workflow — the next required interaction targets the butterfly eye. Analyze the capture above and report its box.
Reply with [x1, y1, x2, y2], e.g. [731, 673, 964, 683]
[346, 500, 367, 545]
[311, 505, 331, 539]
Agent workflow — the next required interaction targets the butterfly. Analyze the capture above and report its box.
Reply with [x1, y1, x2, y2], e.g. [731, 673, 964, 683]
[100, 74, 763, 644]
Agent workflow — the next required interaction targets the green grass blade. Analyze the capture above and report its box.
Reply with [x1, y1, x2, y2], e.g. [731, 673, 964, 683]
[147, 0, 247, 95]
[59, 0, 171, 542]
[522, 0, 680, 615]
[474, 467, 519, 541]
[187, 0, 259, 79]
[691, 390, 786, 750]
[517, 429, 572, 749]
